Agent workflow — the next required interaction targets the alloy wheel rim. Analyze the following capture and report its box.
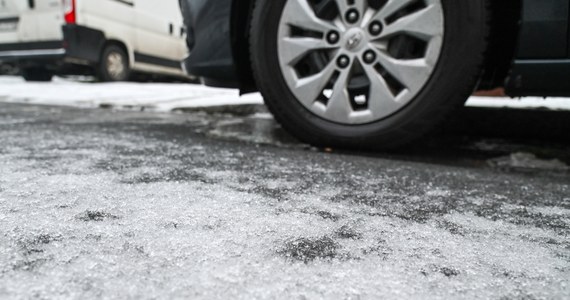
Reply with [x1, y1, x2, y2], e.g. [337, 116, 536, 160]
[277, 0, 444, 125]
[107, 52, 126, 80]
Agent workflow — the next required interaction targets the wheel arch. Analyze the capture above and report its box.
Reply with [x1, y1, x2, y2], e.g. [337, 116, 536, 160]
[477, 0, 523, 90]
[101, 39, 133, 67]
[231, 0, 257, 93]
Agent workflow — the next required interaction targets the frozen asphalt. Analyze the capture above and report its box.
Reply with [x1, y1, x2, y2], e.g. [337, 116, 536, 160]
[0, 102, 569, 299]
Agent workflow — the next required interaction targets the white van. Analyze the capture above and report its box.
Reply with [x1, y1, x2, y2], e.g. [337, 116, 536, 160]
[0, 0, 188, 81]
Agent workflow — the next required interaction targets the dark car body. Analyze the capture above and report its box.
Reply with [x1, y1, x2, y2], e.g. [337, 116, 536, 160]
[180, 0, 241, 88]
[181, 0, 570, 97]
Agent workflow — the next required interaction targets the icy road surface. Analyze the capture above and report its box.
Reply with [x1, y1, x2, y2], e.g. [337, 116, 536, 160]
[0, 103, 569, 299]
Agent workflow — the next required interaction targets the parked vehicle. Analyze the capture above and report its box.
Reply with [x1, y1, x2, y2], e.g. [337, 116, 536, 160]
[0, 0, 188, 82]
[180, 0, 567, 149]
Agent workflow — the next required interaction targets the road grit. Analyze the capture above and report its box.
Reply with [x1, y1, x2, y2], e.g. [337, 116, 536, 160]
[0, 104, 568, 299]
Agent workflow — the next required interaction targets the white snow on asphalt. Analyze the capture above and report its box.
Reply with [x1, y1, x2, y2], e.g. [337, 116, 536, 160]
[1, 76, 570, 111]
[0, 76, 263, 111]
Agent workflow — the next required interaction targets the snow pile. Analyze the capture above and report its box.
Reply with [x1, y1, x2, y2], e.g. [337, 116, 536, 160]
[0, 76, 263, 111]
[468, 96, 570, 111]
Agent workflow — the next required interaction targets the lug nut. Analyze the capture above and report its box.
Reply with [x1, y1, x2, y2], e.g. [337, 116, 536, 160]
[327, 31, 340, 44]
[369, 21, 383, 36]
[337, 55, 350, 69]
[345, 9, 360, 24]
[363, 50, 376, 64]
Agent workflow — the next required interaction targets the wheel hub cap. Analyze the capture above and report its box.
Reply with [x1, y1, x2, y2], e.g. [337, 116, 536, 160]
[107, 52, 125, 79]
[344, 29, 366, 52]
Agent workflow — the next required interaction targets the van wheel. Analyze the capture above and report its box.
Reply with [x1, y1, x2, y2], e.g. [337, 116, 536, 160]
[99, 45, 130, 82]
[22, 67, 53, 82]
[250, 0, 489, 149]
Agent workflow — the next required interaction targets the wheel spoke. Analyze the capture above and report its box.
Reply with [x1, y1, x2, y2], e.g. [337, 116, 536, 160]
[353, 0, 368, 14]
[335, 0, 367, 15]
[283, 0, 338, 33]
[324, 69, 352, 120]
[295, 60, 338, 106]
[380, 4, 443, 40]
[369, 0, 417, 23]
[375, 50, 431, 92]
[361, 62, 402, 118]
[280, 37, 338, 65]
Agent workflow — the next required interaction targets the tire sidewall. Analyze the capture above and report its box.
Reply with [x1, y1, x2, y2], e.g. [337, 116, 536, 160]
[251, 0, 488, 147]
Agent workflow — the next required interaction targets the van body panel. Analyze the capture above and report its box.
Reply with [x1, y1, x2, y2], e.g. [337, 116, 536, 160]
[0, 0, 23, 20]
[0, 0, 22, 42]
[0, 21, 19, 43]
[135, 0, 183, 61]
[33, 0, 65, 41]
[0, 0, 36, 42]
[0, 0, 64, 42]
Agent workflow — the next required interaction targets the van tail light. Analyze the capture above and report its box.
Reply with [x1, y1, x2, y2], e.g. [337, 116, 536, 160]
[63, 0, 76, 24]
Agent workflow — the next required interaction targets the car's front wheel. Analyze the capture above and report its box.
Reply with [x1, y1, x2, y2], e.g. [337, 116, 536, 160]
[250, 0, 489, 149]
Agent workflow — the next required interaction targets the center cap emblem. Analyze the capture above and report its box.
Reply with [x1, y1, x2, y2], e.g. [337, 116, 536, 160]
[346, 32, 364, 50]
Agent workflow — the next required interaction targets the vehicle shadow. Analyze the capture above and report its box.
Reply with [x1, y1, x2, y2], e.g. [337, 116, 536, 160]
[202, 105, 570, 169]
[378, 107, 570, 170]
[447, 107, 570, 142]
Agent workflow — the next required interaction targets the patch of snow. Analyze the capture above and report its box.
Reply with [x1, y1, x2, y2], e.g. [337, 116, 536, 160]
[488, 152, 569, 171]
[467, 96, 570, 110]
[250, 112, 274, 120]
[0, 76, 263, 112]
[532, 206, 570, 217]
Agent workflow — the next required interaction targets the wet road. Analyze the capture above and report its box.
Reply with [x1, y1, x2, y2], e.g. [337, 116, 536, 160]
[0, 103, 569, 299]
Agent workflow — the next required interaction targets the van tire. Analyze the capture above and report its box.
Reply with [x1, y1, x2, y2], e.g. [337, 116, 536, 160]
[98, 45, 130, 82]
[22, 67, 53, 82]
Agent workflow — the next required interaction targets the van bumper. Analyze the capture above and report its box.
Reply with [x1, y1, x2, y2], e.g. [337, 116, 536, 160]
[0, 25, 105, 68]
[0, 41, 66, 63]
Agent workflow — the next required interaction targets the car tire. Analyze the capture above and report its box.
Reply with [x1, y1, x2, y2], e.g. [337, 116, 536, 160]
[250, 0, 490, 149]
[98, 45, 130, 82]
[22, 67, 53, 82]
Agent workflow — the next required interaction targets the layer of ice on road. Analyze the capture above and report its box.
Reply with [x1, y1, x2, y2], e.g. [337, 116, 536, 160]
[1, 76, 570, 111]
[0, 102, 569, 299]
[1, 140, 568, 299]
